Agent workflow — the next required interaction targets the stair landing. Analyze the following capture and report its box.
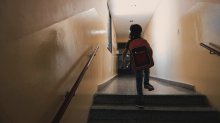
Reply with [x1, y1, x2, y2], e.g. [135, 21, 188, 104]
[98, 75, 197, 95]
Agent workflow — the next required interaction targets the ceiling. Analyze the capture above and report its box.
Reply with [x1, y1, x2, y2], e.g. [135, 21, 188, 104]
[108, 0, 161, 38]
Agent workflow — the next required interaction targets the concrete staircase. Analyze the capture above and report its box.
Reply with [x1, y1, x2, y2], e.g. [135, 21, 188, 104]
[87, 94, 220, 123]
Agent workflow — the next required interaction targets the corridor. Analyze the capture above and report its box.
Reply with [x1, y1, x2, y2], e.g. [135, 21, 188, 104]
[98, 75, 196, 95]
[0, 0, 220, 123]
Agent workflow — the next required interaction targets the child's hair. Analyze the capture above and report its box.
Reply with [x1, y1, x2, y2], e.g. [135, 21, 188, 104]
[129, 24, 142, 38]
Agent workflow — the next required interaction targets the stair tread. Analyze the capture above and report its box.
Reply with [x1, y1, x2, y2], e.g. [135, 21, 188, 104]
[93, 103, 209, 106]
[91, 105, 217, 112]
[88, 119, 220, 123]
[95, 94, 204, 96]
[93, 94, 210, 106]
[93, 94, 208, 101]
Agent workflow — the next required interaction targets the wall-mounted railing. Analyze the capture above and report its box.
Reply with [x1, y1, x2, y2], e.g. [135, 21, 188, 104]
[52, 45, 99, 123]
[200, 43, 220, 56]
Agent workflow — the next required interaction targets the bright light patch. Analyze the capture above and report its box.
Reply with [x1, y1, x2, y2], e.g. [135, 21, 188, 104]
[90, 30, 107, 35]
[109, 0, 161, 16]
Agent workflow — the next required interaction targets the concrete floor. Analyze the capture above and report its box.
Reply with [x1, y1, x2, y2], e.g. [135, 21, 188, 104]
[98, 75, 198, 95]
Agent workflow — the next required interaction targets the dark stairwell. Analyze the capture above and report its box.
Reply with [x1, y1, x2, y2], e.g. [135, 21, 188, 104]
[87, 75, 220, 123]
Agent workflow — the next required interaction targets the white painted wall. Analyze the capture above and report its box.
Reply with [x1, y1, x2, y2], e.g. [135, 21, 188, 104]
[144, 0, 220, 109]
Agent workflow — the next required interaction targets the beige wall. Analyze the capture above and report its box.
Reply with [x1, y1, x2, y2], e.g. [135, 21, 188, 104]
[61, 13, 117, 123]
[0, 0, 117, 123]
[144, 0, 220, 109]
[0, 0, 109, 42]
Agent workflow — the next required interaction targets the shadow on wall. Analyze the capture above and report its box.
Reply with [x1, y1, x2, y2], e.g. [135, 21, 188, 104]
[46, 45, 93, 122]
[0, 25, 95, 123]
[54, 46, 93, 94]
[17, 28, 68, 122]
[31, 28, 95, 122]
[34, 29, 62, 71]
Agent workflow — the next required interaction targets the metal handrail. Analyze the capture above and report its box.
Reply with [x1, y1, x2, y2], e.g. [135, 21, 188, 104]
[200, 43, 220, 56]
[52, 45, 99, 123]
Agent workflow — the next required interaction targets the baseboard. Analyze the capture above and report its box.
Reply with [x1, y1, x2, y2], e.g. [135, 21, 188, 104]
[150, 76, 195, 91]
[97, 74, 118, 91]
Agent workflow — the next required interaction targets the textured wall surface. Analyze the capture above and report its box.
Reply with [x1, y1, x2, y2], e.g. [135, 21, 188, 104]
[144, 0, 220, 109]
[0, 0, 117, 123]
[0, 0, 109, 41]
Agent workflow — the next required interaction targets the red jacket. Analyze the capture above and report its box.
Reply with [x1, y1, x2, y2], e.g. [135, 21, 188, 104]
[129, 38, 154, 71]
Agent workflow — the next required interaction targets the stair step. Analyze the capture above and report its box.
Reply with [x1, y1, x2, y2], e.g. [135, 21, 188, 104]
[93, 94, 209, 106]
[89, 105, 219, 121]
[88, 119, 220, 123]
[91, 105, 216, 111]
[88, 93, 220, 123]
